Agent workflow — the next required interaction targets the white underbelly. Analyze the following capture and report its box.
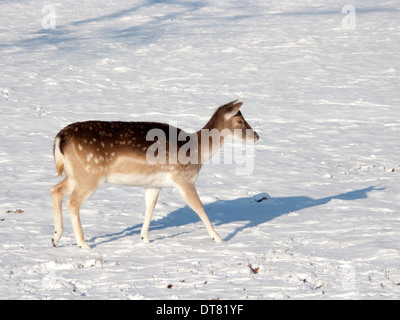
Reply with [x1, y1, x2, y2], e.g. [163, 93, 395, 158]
[105, 172, 174, 188]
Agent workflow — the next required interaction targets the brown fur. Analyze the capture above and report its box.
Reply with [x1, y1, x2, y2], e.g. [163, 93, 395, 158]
[50, 100, 259, 248]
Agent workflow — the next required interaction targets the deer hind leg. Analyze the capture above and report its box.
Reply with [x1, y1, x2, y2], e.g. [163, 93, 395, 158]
[50, 177, 73, 247]
[66, 185, 96, 249]
[140, 187, 161, 244]
[175, 182, 223, 243]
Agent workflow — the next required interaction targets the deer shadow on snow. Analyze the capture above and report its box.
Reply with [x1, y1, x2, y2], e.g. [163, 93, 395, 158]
[90, 186, 378, 246]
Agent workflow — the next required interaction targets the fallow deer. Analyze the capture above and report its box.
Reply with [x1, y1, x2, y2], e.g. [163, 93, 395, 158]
[50, 100, 259, 248]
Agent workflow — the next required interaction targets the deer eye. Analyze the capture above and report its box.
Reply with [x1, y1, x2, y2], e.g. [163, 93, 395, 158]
[237, 120, 244, 125]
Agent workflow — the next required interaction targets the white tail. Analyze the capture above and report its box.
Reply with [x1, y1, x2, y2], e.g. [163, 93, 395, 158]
[50, 100, 259, 248]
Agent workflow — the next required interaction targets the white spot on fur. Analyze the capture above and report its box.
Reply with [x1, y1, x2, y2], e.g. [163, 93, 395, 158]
[86, 153, 93, 162]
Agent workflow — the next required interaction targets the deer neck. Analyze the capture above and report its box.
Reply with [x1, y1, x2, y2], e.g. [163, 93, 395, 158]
[197, 115, 230, 164]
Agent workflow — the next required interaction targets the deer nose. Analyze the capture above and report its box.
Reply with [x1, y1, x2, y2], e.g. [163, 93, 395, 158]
[254, 132, 259, 141]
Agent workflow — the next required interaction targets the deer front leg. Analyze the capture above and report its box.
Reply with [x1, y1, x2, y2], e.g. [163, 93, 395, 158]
[141, 187, 161, 244]
[175, 182, 223, 243]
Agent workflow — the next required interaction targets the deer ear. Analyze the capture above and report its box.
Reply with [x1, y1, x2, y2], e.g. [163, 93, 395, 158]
[224, 101, 243, 119]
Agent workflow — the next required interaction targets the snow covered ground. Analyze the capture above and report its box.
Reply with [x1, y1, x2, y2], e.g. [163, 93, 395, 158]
[1, 0, 400, 299]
